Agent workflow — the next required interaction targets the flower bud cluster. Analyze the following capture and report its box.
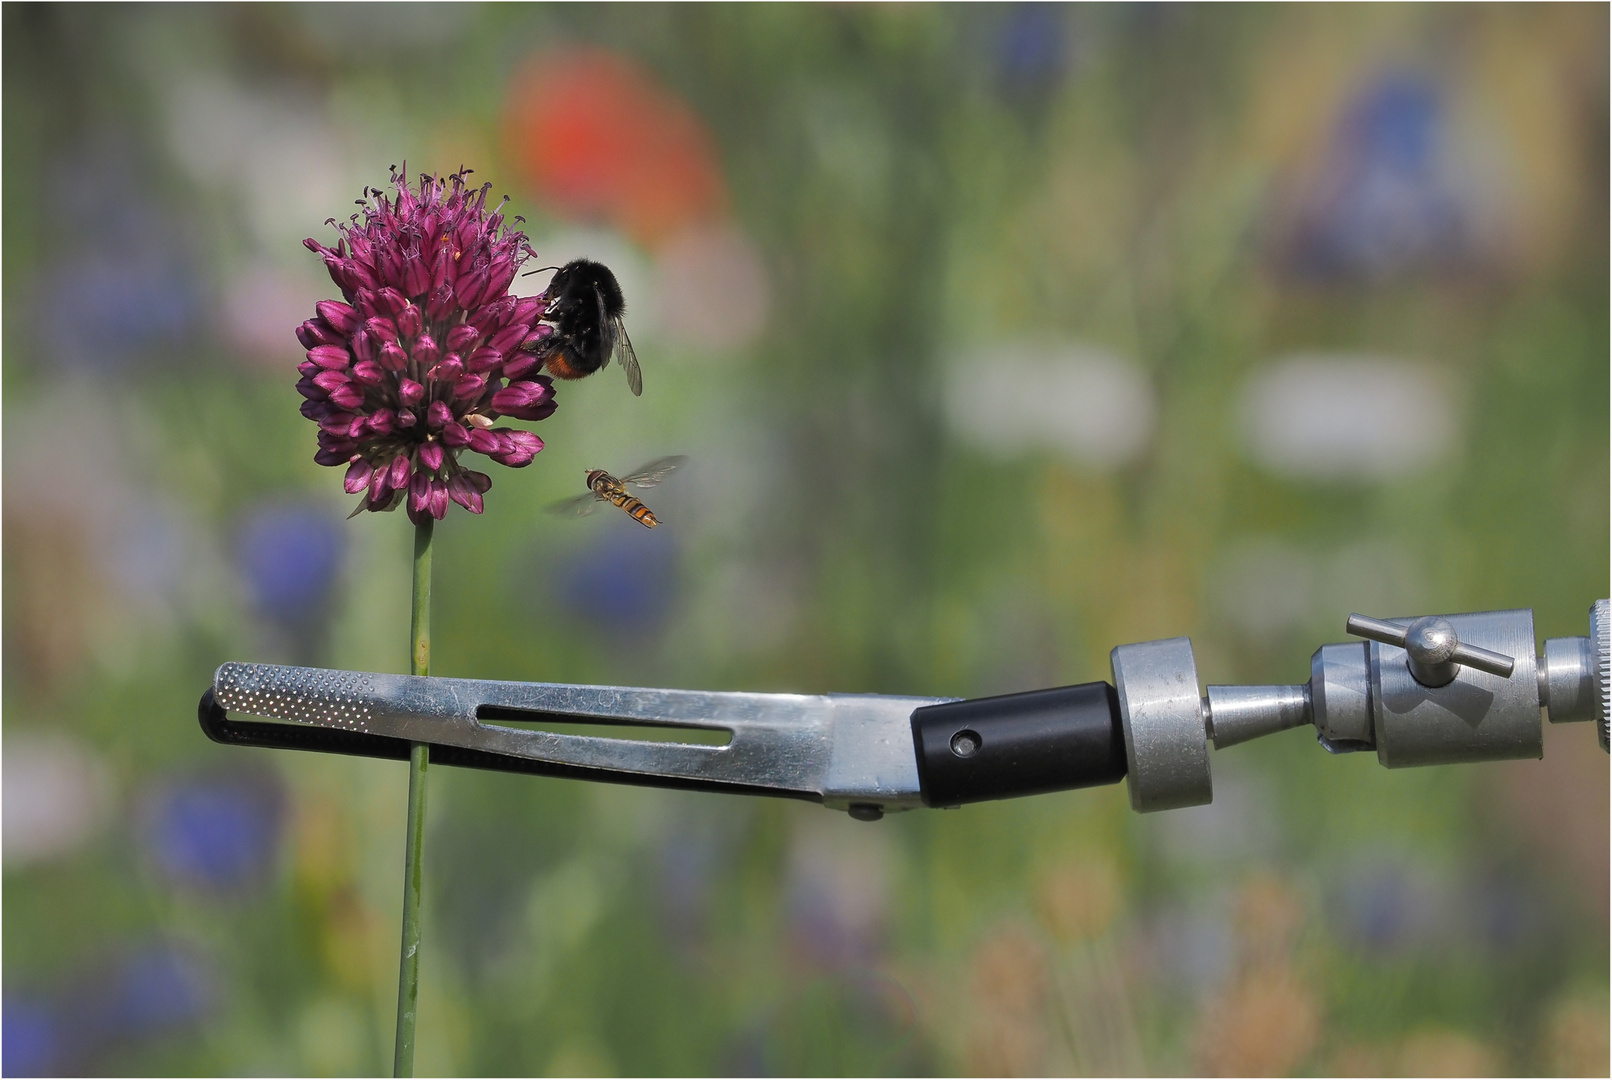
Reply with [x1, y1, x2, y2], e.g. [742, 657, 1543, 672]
[300, 167, 556, 523]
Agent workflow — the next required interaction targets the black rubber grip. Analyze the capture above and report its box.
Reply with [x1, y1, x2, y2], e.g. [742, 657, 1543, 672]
[910, 682, 1127, 807]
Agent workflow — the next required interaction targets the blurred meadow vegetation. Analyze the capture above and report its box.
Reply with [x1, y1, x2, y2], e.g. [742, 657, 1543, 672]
[3, 4, 1607, 1076]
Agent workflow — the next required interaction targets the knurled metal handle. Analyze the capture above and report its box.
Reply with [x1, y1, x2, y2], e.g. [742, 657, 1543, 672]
[1346, 613, 1515, 687]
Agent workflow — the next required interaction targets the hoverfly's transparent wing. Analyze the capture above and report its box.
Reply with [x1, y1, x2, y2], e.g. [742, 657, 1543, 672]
[545, 490, 606, 518]
[618, 456, 687, 489]
[614, 319, 643, 397]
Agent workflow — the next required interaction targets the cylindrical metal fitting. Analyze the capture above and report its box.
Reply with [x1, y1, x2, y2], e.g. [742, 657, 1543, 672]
[1373, 609, 1541, 768]
[1540, 636, 1595, 723]
[1110, 637, 1211, 813]
[1311, 643, 1373, 749]
[1205, 684, 1312, 749]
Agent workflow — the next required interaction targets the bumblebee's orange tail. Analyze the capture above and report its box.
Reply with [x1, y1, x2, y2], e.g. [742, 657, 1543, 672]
[544, 352, 588, 381]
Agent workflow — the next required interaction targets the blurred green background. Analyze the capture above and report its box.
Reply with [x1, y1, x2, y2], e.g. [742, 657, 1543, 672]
[3, 4, 1607, 1076]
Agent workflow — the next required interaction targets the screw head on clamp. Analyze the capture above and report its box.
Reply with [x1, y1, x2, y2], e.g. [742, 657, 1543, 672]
[1402, 616, 1461, 687]
[1404, 617, 1458, 663]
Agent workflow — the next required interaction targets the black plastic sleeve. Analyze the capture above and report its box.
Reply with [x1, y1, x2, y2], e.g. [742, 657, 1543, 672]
[910, 682, 1127, 807]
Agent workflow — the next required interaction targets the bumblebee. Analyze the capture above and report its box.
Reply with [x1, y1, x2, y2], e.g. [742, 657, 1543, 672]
[525, 258, 642, 396]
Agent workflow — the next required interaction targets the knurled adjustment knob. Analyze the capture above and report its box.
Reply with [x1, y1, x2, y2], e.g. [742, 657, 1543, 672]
[1346, 613, 1516, 689]
[1590, 599, 1610, 753]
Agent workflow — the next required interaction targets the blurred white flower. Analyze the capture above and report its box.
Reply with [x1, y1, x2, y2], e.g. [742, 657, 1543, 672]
[1153, 767, 1280, 867]
[4, 388, 228, 662]
[3, 733, 113, 866]
[223, 262, 328, 364]
[291, 3, 469, 50]
[1318, 540, 1425, 622]
[1209, 536, 1315, 639]
[785, 815, 895, 967]
[946, 341, 1156, 467]
[651, 223, 771, 353]
[1211, 535, 1424, 639]
[163, 75, 355, 249]
[1137, 895, 1234, 997]
[1238, 354, 1455, 480]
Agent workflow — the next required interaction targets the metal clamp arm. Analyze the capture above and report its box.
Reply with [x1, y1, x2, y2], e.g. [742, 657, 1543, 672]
[207, 662, 944, 816]
[197, 599, 1611, 822]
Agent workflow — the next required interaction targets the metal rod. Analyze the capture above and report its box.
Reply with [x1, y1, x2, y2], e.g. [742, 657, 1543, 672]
[1448, 641, 1515, 678]
[1345, 613, 1406, 646]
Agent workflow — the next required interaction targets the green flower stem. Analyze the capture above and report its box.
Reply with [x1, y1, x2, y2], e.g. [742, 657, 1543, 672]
[394, 517, 433, 1077]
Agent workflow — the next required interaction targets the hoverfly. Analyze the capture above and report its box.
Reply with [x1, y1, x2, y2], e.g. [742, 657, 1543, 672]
[547, 456, 687, 529]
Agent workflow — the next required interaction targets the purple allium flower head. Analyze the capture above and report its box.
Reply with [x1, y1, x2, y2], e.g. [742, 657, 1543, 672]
[302, 167, 556, 523]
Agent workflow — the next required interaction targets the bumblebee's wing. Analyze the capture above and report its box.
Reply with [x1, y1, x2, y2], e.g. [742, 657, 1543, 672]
[590, 281, 642, 396]
[545, 490, 605, 517]
[614, 319, 643, 396]
[618, 455, 688, 488]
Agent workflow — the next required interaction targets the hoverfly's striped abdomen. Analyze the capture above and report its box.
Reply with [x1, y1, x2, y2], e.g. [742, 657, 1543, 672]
[614, 493, 658, 528]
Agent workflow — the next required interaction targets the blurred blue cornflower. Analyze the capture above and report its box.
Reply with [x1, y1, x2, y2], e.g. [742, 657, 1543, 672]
[236, 502, 346, 629]
[782, 830, 891, 971]
[655, 832, 721, 950]
[1330, 859, 1445, 954]
[787, 880, 879, 969]
[553, 525, 679, 638]
[2, 998, 61, 1076]
[4, 943, 215, 1075]
[141, 769, 284, 894]
[40, 140, 200, 374]
[1280, 72, 1471, 281]
[995, 4, 1069, 98]
[43, 253, 199, 373]
[1465, 869, 1540, 953]
[1328, 858, 1550, 958]
[86, 944, 216, 1037]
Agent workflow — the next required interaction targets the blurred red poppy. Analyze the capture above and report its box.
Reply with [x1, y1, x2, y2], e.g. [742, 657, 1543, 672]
[504, 50, 728, 248]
